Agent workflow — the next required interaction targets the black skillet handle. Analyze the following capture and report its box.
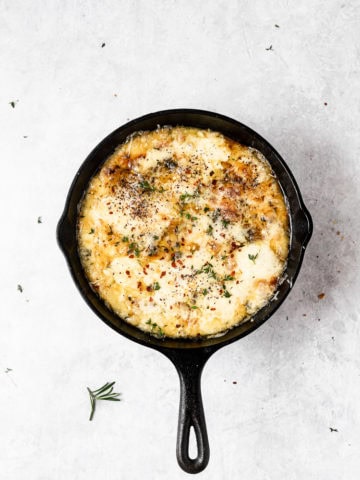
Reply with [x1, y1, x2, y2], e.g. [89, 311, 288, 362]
[164, 349, 213, 474]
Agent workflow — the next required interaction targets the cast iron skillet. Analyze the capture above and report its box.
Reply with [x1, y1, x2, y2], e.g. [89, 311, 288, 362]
[57, 109, 312, 474]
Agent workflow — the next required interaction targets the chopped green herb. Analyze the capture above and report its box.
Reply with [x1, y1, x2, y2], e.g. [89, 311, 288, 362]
[128, 242, 141, 257]
[224, 290, 232, 298]
[223, 275, 234, 281]
[87, 381, 121, 421]
[195, 262, 217, 279]
[222, 219, 230, 229]
[206, 224, 213, 235]
[191, 305, 198, 309]
[180, 191, 198, 202]
[221, 255, 228, 260]
[139, 180, 156, 192]
[9, 100, 18, 108]
[122, 236, 129, 242]
[185, 212, 197, 221]
[89, 228, 95, 234]
[248, 253, 259, 263]
[37, 216, 42, 224]
[17, 284, 23, 293]
[153, 282, 160, 291]
[153, 235, 159, 240]
[204, 206, 210, 213]
[146, 319, 165, 338]
[139, 180, 164, 193]
[265, 45, 273, 51]
[202, 289, 209, 296]
[5, 368, 12, 373]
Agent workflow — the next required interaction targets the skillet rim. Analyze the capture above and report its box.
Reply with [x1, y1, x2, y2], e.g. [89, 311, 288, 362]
[57, 108, 313, 352]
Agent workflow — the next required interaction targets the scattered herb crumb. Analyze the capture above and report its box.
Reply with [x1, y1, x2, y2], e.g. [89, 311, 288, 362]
[232, 381, 237, 384]
[5, 368, 12, 373]
[275, 24, 280, 28]
[265, 45, 273, 51]
[87, 381, 121, 421]
[248, 253, 258, 263]
[329, 427, 338, 432]
[318, 293, 325, 300]
[101, 43, 106, 48]
[324, 102, 328, 106]
[23, 135, 28, 139]
[17, 284, 23, 293]
[9, 100, 18, 108]
[37, 216, 42, 224]
[89, 228, 95, 234]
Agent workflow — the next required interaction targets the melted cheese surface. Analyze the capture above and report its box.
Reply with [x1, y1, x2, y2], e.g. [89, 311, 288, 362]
[78, 127, 289, 338]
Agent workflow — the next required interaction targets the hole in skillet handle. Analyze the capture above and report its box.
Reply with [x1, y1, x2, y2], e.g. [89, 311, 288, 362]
[164, 348, 214, 474]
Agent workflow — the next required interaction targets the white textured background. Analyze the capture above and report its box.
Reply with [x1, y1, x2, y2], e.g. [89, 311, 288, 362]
[1, 1, 359, 479]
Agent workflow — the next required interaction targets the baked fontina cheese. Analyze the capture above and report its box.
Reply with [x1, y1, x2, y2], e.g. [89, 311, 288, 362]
[78, 127, 289, 339]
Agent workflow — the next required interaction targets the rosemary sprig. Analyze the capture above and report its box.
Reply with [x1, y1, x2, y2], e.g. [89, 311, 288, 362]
[87, 381, 121, 421]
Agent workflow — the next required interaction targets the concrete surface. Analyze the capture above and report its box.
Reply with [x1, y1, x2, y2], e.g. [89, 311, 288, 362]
[1, 1, 359, 479]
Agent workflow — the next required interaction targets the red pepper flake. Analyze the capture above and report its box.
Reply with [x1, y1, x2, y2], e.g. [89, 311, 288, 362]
[171, 262, 177, 268]
[177, 259, 183, 266]
[170, 306, 173, 310]
[219, 289, 223, 294]
[143, 268, 148, 275]
[210, 307, 216, 311]
[218, 186, 224, 191]
[186, 255, 192, 258]
[137, 281, 142, 290]
[129, 254, 134, 258]
[236, 280, 239, 284]
[231, 271, 235, 276]
[176, 324, 181, 328]
[318, 293, 325, 300]
[109, 211, 113, 215]
[188, 230, 192, 234]
[146, 286, 152, 292]
[212, 179, 217, 186]
[149, 297, 153, 302]
[160, 271, 166, 278]
[146, 264, 150, 268]
[220, 233, 226, 238]
[125, 270, 130, 276]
